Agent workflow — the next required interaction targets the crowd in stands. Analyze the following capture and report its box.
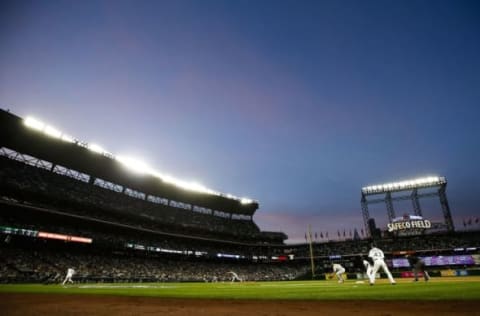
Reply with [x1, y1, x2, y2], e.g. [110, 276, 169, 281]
[2, 229, 478, 284]
[1, 206, 479, 284]
[0, 203, 287, 259]
[1, 202, 479, 284]
[0, 156, 279, 243]
[0, 241, 309, 284]
[289, 230, 480, 259]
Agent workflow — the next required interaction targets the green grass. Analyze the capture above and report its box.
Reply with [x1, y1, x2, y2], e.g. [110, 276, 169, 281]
[1, 277, 479, 300]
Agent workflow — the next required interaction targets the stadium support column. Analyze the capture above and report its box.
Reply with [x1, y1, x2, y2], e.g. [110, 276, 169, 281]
[438, 184, 454, 231]
[411, 189, 423, 217]
[361, 194, 370, 238]
[385, 192, 395, 222]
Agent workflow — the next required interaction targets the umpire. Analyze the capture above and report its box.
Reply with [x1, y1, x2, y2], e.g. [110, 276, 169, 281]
[407, 255, 430, 282]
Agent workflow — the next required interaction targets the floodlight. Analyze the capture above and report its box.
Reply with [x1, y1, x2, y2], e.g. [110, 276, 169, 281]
[240, 198, 253, 204]
[174, 180, 219, 195]
[44, 125, 62, 139]
[116, 156, 154, 174]
[61, 134, 75, 143]
[150, 170, 165, 179]
[87, 143, 105, 154]
[181, 181, 208, 192]
[161, 174, 177, 184]
[157, 174, 217, 195]
[199, 187, 219, 196]
[363, 176, 444, 195]
[24, 117, 45, 131]
[20, 113, 255, 203]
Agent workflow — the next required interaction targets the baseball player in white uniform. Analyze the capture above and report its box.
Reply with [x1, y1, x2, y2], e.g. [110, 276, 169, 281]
[332, 263, 346, 283]
[227, 271, 243, 283]
[368, 245, 396, 285]
[62, 268, 75, 285]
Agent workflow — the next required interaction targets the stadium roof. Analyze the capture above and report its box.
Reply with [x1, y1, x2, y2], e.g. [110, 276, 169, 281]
[0, 109, 259, 215]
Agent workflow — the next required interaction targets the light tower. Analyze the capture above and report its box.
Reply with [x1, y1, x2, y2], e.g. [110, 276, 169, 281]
[361, 176, 454, 237]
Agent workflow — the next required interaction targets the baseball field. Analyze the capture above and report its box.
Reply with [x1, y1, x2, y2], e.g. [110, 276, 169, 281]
[1, 277, 480, 315]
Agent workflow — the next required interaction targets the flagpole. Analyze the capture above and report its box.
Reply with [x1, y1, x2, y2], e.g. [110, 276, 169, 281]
[307, 224, 315, 279]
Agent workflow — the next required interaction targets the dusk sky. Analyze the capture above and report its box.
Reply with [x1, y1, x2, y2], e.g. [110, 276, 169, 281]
[1, 0, 479, 243]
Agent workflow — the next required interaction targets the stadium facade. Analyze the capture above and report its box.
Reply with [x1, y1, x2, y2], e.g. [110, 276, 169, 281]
[0, 109, 287, 245]
[1, 108, 479, 284]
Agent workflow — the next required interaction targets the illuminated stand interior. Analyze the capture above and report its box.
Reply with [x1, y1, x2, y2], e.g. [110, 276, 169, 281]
[361, 177, 454, 238]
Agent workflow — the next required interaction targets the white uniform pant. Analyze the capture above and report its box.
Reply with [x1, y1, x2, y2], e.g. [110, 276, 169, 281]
[62, 274, 73, 285]
[369, 259, 395, 284]
[364, 264, 373, 279]
[335, 268, 346, 281]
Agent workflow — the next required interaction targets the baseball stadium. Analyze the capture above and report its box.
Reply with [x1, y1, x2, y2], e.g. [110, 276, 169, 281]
[0, 108, 479, 316]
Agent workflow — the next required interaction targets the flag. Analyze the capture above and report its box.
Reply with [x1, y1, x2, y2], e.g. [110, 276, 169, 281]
[361, 228, 364, 236]
[349, 230, 352, 237]
[476, 218, 479, 224]
[326, 232, 329, 238]
[463, 219, 467, 227]
[468, 218, 472, 225]
[337, 230, 340, 237]
[343, 229, 345, 237]
[320, 232, 323, 239]
[315, 232, 318, 240]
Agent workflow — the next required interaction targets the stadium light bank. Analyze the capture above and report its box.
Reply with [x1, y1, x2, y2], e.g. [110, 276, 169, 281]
[362, 176, 447, 195]
[23, 116, 256, 205]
